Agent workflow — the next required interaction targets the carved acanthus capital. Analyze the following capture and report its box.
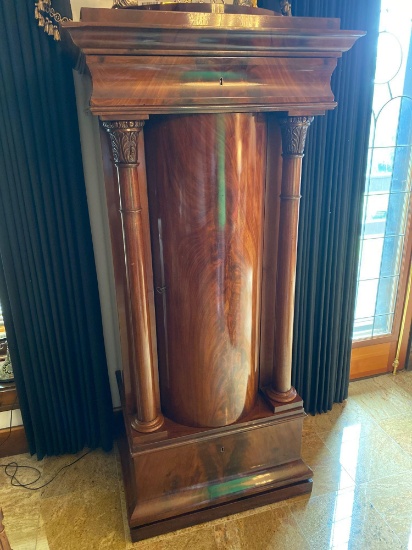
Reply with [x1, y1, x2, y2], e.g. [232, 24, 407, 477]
[279, 116, 314, 157]
[102, 120, 145, 165]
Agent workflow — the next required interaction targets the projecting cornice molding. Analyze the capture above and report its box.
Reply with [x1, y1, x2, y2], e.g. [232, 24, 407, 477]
[62, 8, 364, 117]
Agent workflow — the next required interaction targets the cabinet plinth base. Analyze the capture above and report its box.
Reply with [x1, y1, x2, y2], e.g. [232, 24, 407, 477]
[129, 477, 312, 542]
[117, 391, 312, 542]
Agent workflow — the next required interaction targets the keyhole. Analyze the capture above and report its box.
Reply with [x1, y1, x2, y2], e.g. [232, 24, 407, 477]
[219, 77, 223, 86]
[220, 447, 225, 452]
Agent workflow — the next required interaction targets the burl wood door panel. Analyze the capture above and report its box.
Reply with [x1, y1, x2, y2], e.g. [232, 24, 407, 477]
[146, 113, 266, 428]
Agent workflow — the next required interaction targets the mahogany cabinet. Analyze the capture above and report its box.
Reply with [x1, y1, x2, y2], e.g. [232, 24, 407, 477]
[63, 5, 363, 541]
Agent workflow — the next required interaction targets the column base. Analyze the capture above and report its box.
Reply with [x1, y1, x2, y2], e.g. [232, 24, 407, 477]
[131, 414, 164, 433]
[263, 387, 302, 413]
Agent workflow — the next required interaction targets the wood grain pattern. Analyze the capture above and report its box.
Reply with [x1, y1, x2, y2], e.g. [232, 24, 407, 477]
[65, 5, 362, 540]
[0, 425, 29, 459]
[350, 342, 392, 379]
[265, 116, 313, 405]
[0, 383, 18, 413]
[62, 10, 364, 117]
[103, 121, 163, 432]
[259, 116, 283, 388]
[146, 113, 266, 428]
[117, 400, 310, 533]
[129, 480, 312, 542]
[64, 9, 356, 58]
[85, 55, 338, 116]
[100, 127, 135, 416]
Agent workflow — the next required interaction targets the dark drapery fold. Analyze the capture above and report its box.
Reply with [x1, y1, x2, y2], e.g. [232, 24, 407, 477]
[291, 0, 381, 414]
[0, 0, 113, 458]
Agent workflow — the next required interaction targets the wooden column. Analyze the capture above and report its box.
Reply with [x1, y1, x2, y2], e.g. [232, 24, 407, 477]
[103, 120, 164, 433]
[266, 115, 313, 405]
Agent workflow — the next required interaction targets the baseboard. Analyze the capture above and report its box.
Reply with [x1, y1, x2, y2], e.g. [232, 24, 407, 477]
[0, 425, 29, 459]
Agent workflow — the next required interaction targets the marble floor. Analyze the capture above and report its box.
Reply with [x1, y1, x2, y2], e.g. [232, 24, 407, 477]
[1, 371, 412, 550]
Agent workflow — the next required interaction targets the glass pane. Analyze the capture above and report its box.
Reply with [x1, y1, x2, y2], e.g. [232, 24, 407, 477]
[366, 147, 393, 194]
[359, 238, 384, 281]
[375, 276, 398, 316]
[363, 194, 389, 238]
[374, 98, 404, 148]
[391, 146, 412, 192]
[374, 31, 402, 85]
[381, 235, 403, 277]
[385, 192, 409, 236]
[353, 317, 374, 340]
[372, 314, 394, 337]
[395, 98, 412, 147]
[354, 279, 379, 319]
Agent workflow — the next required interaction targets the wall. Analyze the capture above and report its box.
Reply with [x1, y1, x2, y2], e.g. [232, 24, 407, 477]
[73, 72, 122, 408]
[70, 0, 112, 21]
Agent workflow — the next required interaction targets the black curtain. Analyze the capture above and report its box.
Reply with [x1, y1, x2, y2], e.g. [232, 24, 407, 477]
[292, 1, 381, 413]
[0, 0, 113, 458]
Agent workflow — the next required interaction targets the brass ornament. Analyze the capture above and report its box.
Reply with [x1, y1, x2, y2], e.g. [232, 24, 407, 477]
[112, 0, 259, 7]
[113, 0, 142, 6]
[34, 0, 71, 41]
[233, 0, 256, 7]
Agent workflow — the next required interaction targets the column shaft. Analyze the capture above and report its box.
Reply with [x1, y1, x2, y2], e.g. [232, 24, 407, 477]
[103, 120, 163, 432]
[267, 116, 313, 404]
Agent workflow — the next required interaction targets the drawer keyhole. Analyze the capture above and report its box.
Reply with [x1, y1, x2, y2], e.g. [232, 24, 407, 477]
[220, 446, 225, 452]
[219, 78, 223, 86]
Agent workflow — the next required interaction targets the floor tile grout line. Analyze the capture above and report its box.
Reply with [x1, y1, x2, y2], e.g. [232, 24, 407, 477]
[286, 502, 313, 549]
[364, 498, 405, 548]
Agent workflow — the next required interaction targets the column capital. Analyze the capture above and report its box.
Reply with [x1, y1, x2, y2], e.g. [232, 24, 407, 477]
[102, 120, 145, 165]
[279, 116, 314, 157]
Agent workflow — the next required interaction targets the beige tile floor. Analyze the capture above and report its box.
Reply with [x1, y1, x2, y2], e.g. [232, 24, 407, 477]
[1, 371, 412, 550]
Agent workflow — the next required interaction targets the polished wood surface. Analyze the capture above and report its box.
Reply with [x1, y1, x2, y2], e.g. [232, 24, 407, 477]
[146, 113, 265, 428]
[83, 56, 339, 116]
[64, 5, 362, 540]
[117, 391, 311, 537]
[100, 127, 135, 415]
[266, 116, 313, 403]
[136, 3, 276, 15]
[103, 121, 163, 433]
[62, 10, 363, 117]
[129, 480, 312, 542]
[0, 383, 18, 413]
[350, 342, 393, 379]
[0, 425, 29, 459]
[259, 116, 283, 388]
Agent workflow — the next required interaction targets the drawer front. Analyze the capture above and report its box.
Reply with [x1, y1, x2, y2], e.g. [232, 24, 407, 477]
[130, 415, 305, 524]
[88, 55, 336, 113]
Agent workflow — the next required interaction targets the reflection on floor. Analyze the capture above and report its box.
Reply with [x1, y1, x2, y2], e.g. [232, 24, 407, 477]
[1, 371, 412, 549]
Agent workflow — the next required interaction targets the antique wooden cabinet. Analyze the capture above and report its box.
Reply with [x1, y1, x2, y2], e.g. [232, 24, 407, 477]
[63, 5, 362, 541]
